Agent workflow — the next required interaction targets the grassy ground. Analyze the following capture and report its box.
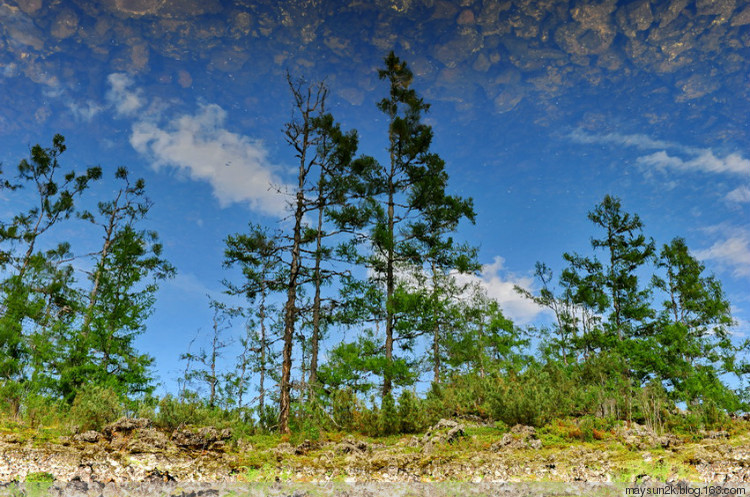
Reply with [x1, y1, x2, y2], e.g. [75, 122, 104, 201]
[2, 415, 749, 483]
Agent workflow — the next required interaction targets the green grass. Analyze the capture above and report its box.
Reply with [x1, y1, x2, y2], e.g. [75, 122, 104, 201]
[240, 463, 292, 482]
[25, 471, 55, 483]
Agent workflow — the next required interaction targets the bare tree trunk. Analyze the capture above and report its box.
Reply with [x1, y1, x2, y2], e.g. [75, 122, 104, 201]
[309, 194, 324, 388]
[383, 159, 395, 397]
[279, 186, 304, 434]
[258, 287, 267, 417]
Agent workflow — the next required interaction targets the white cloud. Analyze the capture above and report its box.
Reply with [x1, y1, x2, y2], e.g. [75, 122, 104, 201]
[130, 103, 288, 216]
[637, 150, 750, 177]
[726, 186, 750, 204]
[456, 256, 546, 325]
[572, 129, 750, 205]
[106, 73, 145, 117]
[695, 229, 750, 278]
[67, 100, 103, 122]
[569, 130, 675, 151]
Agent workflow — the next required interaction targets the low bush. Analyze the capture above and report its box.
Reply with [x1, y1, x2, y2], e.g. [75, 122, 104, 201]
[154, 394, 218, 430]
[489, 364, 573, 427]
[68, 385, 122, 432]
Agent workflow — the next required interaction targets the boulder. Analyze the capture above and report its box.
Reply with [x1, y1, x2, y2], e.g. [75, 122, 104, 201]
[492, 424, 543, 450]
[335, 438, 369, 454]
[617, 422, 682, 450]
[102, 417, 151, 438]
[272, 442, 295, 460]
[73, 431, 101, 444]
[294, 439, 322, 455]
[122, 428, 169, 453]
[703, 430, 729, 440]
[171, 426, 231, 451]
[420, 419, 465, 453]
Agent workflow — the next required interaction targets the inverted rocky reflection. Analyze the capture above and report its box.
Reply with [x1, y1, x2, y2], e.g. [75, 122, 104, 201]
[0, 0, 748, 142]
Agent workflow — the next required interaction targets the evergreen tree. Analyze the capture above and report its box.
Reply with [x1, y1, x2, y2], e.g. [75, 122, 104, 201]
[301, 111, 359, 390]
[223, 76, 359, 433]
[0, 135, 101, 415]
[442, 285, 525, 378]
[55, 167, 173, 402]
[341, 52, 475, 397]
[560, 195, 655, 377]
[180, 299, 239, 408]
[224, 224, 284, 423]
[653, 237, 743, 407]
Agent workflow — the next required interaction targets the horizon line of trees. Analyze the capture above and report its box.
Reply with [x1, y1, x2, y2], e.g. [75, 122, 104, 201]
[1, 53, 748, 435]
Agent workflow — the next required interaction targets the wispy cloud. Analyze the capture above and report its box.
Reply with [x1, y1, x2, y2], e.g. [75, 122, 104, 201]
[130, 103, 288, 216]
[570, 129, 750, 203]
[456, 256, 546, 325]
[103, 73, 290, 217]
[106, 73, 145, 117]
[1, 63, 17, 78]
[67, 100, 103, 122]
[726, 186, 750, 204]
[695, 229, 750, 278]
[637, 150, 750, 177]
[569, 129, 674, 151]
[163, 272, 217, 299]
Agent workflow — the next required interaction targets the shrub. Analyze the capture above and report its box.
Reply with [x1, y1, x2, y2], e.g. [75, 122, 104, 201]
[68, 385, 122, 432]
[25, 471, 55, 483]
[330, 388, 357, 432]
[422, 374, 497, 423]
[22, 394, 67, 429]
[397, 389, 423, 434]
[256, 404, 279, 433]
[489, 365, 572, 427]
[378, 391, 398, 436]
[154, 393, 215, 430]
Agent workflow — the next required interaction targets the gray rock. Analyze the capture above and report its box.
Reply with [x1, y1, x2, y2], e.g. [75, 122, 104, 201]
[492, 424, 542, 450]
[294, 439, 322, 455]
[618, 422, 683, 450]
[171, 426, 223, 450]
[421, 419, 465, 453]
[73, 431, 100, 443]
[335, 438, 369, 454]
[705, 430, 730, 439]
[122, 428, 169, 453]
[103, 417, 152, 438]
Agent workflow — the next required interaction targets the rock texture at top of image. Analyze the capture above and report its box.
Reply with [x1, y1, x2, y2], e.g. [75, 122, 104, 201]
[0, 0, 748, 143]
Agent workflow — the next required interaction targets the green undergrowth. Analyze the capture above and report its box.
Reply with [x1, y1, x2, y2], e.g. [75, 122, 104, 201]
[3, 412, 749, 483]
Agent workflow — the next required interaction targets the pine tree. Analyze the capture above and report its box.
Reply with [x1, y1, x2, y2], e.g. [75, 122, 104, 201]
[224, 224, 284, 423]
[653, 237, 742, 407]
[56, 167, 173, 402]
[561, 195, 655, 368]
[341, 52, 476, 397]
[0, 135, 101, 415]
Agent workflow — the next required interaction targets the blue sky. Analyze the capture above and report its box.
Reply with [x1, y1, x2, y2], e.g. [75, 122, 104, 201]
[1, 0, 749, 394]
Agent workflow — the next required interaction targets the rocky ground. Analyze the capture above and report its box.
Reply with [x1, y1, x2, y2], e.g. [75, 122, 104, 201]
[1, 417, 749, 490]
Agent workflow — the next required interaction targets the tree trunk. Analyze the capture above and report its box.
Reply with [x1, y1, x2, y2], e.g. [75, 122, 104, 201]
[258, 286, 267, 418]
[383, 154, 396, 398]
[279, 187, 304, 434]
[309, 200, 324, 388]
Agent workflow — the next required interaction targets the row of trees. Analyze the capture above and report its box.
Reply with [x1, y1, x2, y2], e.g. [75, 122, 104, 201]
[204, 53, 484, 433]
[179, 53, 748, 433]
[1, 53, 747, 435]
[0, 137, 174, 417]
[518, 195, 748, 418]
